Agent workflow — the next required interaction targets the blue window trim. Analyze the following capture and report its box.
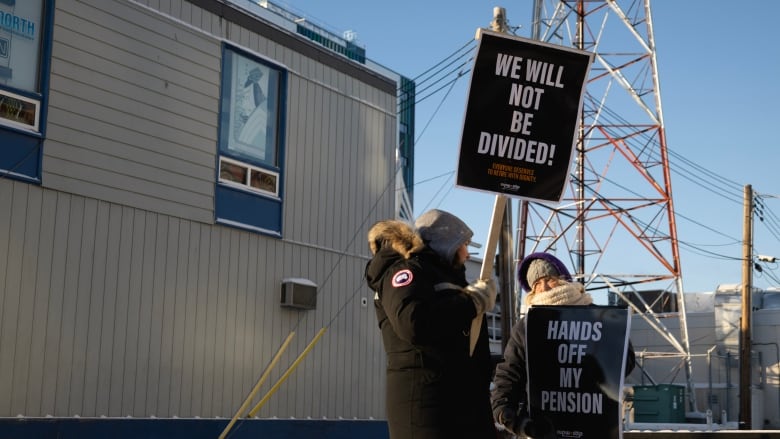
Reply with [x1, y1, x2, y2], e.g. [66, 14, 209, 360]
[0, 0, 54, 184]
[215, 43, 287, 237]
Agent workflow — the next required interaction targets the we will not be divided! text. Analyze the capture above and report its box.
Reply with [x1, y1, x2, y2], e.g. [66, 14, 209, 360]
[476, 53, 567, 167]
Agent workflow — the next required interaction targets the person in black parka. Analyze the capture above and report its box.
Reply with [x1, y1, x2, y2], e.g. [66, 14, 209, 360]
[365, 209, 499, 439]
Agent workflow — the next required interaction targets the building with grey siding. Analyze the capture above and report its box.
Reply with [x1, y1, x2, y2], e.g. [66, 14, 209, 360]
[0, 0, 412, 436]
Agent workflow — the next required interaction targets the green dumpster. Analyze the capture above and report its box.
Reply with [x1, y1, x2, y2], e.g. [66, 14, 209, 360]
[633, 384, 686, 423]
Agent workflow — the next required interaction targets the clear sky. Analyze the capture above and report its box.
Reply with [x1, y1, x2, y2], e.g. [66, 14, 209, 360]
[277, 0, 780, 295]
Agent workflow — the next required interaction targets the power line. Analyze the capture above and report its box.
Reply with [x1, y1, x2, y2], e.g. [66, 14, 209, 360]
[403, 39, 780, 270]
[397, 43, 474, 114]
[755, 194, 780, 243]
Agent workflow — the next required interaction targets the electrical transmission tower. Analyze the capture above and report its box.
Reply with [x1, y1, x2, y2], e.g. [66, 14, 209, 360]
[519, 0, 695, 409]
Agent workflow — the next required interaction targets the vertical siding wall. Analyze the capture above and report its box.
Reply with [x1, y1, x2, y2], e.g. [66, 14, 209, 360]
[0, 0, 396, 420]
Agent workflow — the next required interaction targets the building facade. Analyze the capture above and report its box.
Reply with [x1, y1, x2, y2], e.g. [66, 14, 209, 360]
[0, 0, 409, 435]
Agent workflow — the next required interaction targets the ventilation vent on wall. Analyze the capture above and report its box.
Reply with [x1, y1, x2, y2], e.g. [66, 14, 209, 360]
[280, 278, 317, 310]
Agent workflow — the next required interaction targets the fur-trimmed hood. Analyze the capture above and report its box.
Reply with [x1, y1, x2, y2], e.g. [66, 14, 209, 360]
[367, 220, 425, 259]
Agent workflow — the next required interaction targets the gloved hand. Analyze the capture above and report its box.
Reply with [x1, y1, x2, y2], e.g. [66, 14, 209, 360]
[464, 278, 497, 314]
[498, 407, 553, 438]
[522, 416, 553, 438]
[497, 407, 524, 435]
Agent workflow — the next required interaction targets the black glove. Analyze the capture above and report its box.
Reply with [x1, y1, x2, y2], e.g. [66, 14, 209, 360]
[499, 407, 553, 438]
[498, 407, 527, 436]
[522, 416, 553, 438]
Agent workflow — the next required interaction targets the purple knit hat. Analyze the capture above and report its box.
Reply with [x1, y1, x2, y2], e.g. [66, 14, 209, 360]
[517, 252, 572, 292]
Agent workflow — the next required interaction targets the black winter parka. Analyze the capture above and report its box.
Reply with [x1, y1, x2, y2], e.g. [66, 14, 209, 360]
[365, 222, 496, 439]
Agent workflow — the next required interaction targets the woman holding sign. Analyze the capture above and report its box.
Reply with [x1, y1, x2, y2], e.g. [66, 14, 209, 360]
[365, 209, 498, 439]
[491, 252, 636, 438]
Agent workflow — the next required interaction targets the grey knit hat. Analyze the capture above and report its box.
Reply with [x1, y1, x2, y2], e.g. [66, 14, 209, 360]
[518, 252, 572, 292]
[414, 209, 473, 264]
[526, 259, 560, 290]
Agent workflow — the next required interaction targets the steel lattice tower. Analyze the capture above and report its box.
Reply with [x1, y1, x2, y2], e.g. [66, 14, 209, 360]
[519, 0, 695, 408]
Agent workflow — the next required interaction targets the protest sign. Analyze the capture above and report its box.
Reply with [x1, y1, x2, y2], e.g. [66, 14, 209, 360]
[464, 31, 594, 356]
[457, 30, 593, 202]
[526, 305, 631, 439]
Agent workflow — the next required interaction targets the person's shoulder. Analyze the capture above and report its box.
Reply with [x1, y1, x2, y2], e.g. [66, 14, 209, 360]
[382, 256, 430, 289]
[406, 247, 437, 267]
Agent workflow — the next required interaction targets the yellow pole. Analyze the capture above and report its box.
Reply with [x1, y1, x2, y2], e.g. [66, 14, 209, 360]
[218, 331, 296, 439]
[247, 327, 328, 418]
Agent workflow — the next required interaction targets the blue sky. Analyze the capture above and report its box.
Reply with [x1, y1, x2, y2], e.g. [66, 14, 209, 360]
[277, 1, 780, 295]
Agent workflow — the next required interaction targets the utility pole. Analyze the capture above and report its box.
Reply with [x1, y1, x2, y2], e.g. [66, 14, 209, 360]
[739, 184, 753, 429]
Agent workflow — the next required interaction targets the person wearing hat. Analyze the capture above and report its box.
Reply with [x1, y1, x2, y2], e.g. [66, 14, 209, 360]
[365, 209, 498, 439]
[491, 252, 636, 438]
[519, 252, 592, 307]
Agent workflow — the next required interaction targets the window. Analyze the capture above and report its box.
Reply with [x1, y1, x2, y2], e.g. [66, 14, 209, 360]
[218, 156, 279, 198]
[0, 88, 39, 132]
[215, 44, 287, 236]
[0, 0, 53, 182]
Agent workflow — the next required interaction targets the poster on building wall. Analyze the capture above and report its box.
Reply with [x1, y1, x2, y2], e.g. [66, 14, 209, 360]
[0, 0, 43, 131]
[456, 30, 593, 203]
[218, 47, 285, 197]
[225, 52, 277, 163]
[526, 305, 631, 439]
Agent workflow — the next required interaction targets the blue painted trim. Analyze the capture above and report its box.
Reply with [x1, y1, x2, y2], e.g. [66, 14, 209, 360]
[215, 183, 283, 235]
[0, 129, 42, 181]
[275, 68, 287, 202]
[38, 0, 55, 139]
[0, 418, 389, 439]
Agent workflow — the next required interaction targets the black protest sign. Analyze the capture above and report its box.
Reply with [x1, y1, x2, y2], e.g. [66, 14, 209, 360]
[526, 306, 631, 439]
[456, 30, 593, 202]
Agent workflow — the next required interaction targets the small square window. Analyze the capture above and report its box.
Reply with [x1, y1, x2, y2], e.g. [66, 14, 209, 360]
[219, 160, 248, 184]
[0, 90, 39, 132]
[250, 168, 278, 194]
[218, 156, 279, 198]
